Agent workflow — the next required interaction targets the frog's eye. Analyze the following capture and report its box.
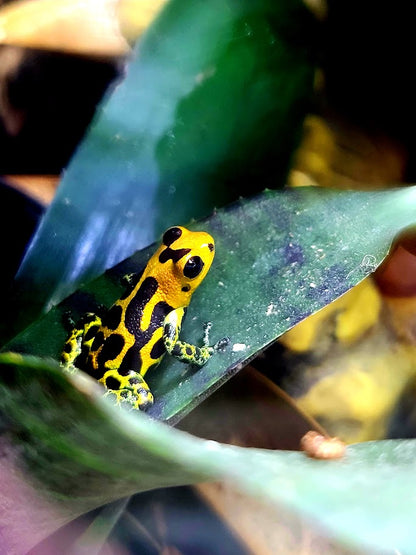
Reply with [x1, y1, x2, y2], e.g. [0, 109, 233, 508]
[163, 226, 182, 246]
[183, 256, 204, 279]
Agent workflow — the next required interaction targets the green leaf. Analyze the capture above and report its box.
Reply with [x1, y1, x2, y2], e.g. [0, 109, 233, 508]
[0, 351, 415, 554]
[6, 186, 416, 422]
[10, 0, 316, 336]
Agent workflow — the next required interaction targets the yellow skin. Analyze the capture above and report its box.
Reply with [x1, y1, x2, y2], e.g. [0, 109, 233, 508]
[61, 226, 228, 410]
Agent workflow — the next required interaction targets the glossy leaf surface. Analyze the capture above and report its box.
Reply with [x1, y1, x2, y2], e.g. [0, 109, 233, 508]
[7, 186, 416, 423]
[0, 352, 415, 554]
[11, 0, 316, 334]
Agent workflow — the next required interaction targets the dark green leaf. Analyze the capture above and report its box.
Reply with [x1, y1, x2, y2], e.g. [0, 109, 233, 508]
[6, 186, 416, 422]
[10, 0, 316, 337]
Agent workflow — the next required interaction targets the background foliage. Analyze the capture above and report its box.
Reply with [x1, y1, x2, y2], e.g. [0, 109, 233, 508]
[1, 0, 416, 553]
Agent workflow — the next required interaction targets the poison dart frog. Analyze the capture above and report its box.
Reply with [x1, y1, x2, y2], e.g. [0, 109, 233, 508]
[61, 226, 228, 410]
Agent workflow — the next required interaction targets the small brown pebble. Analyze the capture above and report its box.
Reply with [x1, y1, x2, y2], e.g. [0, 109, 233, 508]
[300, 430, 346, 460]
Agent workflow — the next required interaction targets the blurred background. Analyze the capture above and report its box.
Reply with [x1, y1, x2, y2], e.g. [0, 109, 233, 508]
[2, 0, 416, 553]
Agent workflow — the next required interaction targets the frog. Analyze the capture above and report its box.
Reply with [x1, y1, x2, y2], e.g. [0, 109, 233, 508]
[61, 226, 228, 410]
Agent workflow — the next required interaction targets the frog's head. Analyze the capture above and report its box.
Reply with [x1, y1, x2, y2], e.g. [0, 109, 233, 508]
[154, 225, 215, 303]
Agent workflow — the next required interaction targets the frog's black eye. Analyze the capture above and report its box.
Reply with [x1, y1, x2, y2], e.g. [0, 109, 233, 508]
[163, 227, 182, 246]
[183, 256, 204, 279]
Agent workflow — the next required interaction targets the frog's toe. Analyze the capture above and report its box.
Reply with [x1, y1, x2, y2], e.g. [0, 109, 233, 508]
[134, 388, 154, 411]
[214, 336, 230, 351]
[104, 388, 136, 409]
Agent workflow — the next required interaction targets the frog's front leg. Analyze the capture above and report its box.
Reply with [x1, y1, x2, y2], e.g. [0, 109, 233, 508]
[100, 369, 154, 411]
[163, 307, 229, 366]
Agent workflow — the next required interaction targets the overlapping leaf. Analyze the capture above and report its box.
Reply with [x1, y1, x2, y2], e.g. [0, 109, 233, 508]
[1, 351, 415, 554]
[7, 186, 416, 422]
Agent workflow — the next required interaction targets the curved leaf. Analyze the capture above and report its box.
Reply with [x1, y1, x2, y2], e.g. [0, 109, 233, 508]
[6, 186, 416, 422]
[0, 352, 416, 554]
[11, 0, 316, 335]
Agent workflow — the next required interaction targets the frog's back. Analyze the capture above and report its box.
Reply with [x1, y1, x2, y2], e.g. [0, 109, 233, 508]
[82, 270, 175, 379]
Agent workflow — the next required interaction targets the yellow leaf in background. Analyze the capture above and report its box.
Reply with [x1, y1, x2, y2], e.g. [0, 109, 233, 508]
[280, 278, 381, 352]
[278, 112, 416, 444]
[288, 114, 407, 189]
[117, 0, 166, 44]
[296, 343, 416, 443]
[279, 286, 416, 444]
[0, 0, 165, 56]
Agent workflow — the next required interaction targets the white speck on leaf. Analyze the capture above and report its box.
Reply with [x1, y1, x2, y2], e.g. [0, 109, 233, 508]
[266, 303, 277, 316]
[232, 343, 247, 352]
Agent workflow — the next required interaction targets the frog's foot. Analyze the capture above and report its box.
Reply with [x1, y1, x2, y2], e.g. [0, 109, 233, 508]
[61, 312, 102, 368]
[202, 322, 230, 352]
[100, 370, 154, 411]
[61, 326, 84, 367]
[61, 361, 79, 375]
[164, 316, 230, 367]
[212, 336, 230, 352]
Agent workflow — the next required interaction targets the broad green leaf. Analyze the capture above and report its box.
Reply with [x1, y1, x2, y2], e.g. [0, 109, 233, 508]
[6, 186, 416, 422]
[10, 0, 316, 337]
[0, 351, 415, 554]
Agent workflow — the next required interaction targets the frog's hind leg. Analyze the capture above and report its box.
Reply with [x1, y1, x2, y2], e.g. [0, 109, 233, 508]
[61, 313, 102, 373]
[100, 369, 154, 411]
